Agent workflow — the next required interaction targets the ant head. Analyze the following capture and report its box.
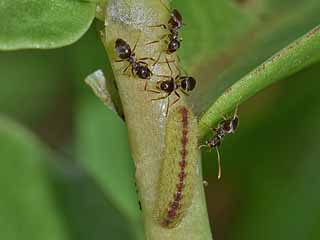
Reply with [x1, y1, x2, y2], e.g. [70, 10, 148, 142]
[160, 80, 175, 93]
[168, 9, 183, 30]
[167, 39, 180, 53]
[136, 66, 152, 79]
[115, 38, 131, 59]
[180, 77, 196, 92]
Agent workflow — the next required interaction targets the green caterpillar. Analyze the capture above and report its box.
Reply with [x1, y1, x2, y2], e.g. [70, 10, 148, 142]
[154, 106, 198, 228]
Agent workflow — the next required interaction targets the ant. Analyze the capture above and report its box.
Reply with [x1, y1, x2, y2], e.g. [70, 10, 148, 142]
[199, 107, 239, 180]
[147, 0, 184, 64]
[149, 58, 196, 116]
[115, 38, 154, 90]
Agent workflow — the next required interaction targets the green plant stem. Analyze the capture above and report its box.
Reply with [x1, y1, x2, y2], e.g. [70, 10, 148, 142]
[101, 0, 212, 239]
[199, 25, 320, 139]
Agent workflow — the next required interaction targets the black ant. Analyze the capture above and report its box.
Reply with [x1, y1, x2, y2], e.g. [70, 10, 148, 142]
[149, 58, 196, 116]
[199, 107, 239, 180]
[115, 38, 154, 90]
[147, 1, 184, 64]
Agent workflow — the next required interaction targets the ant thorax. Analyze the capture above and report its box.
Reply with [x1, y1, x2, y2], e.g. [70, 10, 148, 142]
[169, 29, 179, 40]
[130, 59, 139, 69]
[127, 54, 136, 63]
[136, 65, 152, 79]
[215, 126, 226, 138]
[207, 135, 222, 148]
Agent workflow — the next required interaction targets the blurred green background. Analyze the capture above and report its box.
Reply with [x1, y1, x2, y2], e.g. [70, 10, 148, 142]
[0, 0, 320, 239]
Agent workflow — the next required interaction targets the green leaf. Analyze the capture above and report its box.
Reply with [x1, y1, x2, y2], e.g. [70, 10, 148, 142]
[51, 161, 138, 240]
[0, 0, 96, 50]
[220, 63, 320, 240]
[75, 96, 142, 224]
[174, 0, 320, 113]
[0, 50, 70, 123]
[199, 25, 320, 138]
[0, 116, 69, 240]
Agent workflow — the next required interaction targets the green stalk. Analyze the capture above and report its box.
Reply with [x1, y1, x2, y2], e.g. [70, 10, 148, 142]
[199, 25, 320, 139]
[100, 0, 212, 239]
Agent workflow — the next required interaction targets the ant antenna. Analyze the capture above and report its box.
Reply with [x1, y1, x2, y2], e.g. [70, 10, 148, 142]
[198, 144, 208, 149]
[160, 0, 171, 13]
[215, 147, 222, 180]
[200, 121, 216, 133]
[233, 105, 239, 119]
[173, 60, 188, 76]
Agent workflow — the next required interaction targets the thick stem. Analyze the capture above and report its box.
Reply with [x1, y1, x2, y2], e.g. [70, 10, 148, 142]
[101, 0, 212, 239]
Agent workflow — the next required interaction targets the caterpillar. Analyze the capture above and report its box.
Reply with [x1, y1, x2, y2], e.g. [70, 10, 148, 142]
[154, 106, 198, 228]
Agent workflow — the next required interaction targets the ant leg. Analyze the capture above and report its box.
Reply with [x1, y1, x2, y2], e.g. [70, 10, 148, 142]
[146, 34, 168, 47]
[153, 51, 164, 66]
[147, 88, 161, 94]
[138, 61, 148, 66]
[132, 32, 141, 53]
[151, 94, 168, 101]
[165, 97, 170, 116]
[146, 40, 160, 46]
[145, 81, 161, 93]
[115, 59, 125, 63]
[169, 91, 181, 108]
[139, 57, 156, 62]
[165, 57, 173, 76]
[154, 74, 171, 79]
[200, 121, 217, 133]
[222, 106, 239, 121]
[144, 80, 149, 91]
[215, 147, 222, 180]
[160, 34, 168, 40]
[148, 24, 167, 29]
[122, 64, 131, 74]
[152, 93, 171, 118]
[177, 54, 181, 63]
[174, 61, 182, 77]
[173, 60, 189, 77]
[180, 89, 190, 96]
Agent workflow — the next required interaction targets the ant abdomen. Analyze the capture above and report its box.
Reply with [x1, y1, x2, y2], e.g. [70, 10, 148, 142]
[180, 77, 196, 92]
